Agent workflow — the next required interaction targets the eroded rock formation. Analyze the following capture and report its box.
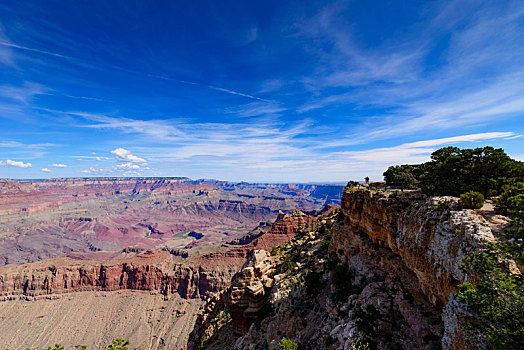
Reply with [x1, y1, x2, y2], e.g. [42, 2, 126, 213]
[0, 203, 322, 303]
[189, 189, 508, 350]
[0, 250, 238, 301]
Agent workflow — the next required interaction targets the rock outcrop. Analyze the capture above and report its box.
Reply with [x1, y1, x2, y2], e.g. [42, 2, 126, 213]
[189, 189, 507, 350]
[340, 190, 495, 308]
[229, 250, 275, 337]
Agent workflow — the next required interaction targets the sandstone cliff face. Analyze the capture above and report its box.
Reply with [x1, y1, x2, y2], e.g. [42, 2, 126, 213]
[190, 209, 444, 350]
[0, 250, 238, 301]
[341, 190, 495, 308]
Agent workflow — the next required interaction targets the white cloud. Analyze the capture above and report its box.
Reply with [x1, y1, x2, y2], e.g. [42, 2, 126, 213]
[41, 168, 51, 172]
[1, 159, 32, 168]
[115, 162, 140, 170]
[226, 101, 286, 118]
[111, 148, 146, 163]
[51, 163, 67, 168]
[0, 82, 49, 104]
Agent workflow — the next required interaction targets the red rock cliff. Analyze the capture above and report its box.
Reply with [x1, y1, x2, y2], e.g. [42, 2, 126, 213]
[0, 250, 238, 301]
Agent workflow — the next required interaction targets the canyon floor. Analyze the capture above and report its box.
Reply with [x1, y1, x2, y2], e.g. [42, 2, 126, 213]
[0, 291, 202, 349]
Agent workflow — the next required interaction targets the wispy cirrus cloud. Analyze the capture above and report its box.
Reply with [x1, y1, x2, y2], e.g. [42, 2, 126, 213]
[226, 101, 286, 118]
[73, 155, 109, 161]
[0, 140, 56, 149]
[335, 132, 518, 164]
[0, 82, 49, 104]
[66, 109, 518, 181]
[295, 0, 524, 145]
[0, 34, 267, 102]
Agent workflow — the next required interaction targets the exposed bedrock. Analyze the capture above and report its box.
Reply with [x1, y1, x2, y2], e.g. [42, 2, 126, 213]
[340, 189, 496, 308]
[0, 250, 238, 301]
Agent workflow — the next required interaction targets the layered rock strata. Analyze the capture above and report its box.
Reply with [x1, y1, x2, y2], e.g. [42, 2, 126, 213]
[0, 206, 322, 302]
[0, 250, 237, 301]
[0, 178, 343, 265]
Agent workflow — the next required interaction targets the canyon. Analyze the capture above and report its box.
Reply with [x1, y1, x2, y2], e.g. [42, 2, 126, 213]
[0, 177, 340, 348]
[0, 178, 342, 265]
[0, 179, 514, 349]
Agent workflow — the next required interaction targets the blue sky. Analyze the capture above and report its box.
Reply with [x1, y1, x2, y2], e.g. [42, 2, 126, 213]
[0, 0, 523, 182]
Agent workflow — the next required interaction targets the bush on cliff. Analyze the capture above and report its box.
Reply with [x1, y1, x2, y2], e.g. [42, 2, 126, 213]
[278, 337, 298, 350]
[496, 181, 524, 226]
[104, 338, 129, 350]
[459, 191, 485, 209]
[458, 236, 524, 349]
[382, 147, 524, 198]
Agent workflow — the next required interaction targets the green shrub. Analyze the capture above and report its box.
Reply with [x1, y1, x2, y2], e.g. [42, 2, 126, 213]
[345, 181, 360, 190]
[198, 334, 207, 350]
[460, 191, 485, 209]
[383, 164, 420, 189]
[278, 337, 298, 350]
[320, 225, 332, 250]
[458, 238, 524, 349]
[351, 338, 370, 350]
[497, 182, 523, 228]
[380, 147, 523, 197]
[104, 338, 129, 350]
[281, 254, 295, 271]
[418, 147, 524, 197]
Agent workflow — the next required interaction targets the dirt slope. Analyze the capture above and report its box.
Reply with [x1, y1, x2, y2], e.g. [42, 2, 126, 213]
[0, 291, 202, 349]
